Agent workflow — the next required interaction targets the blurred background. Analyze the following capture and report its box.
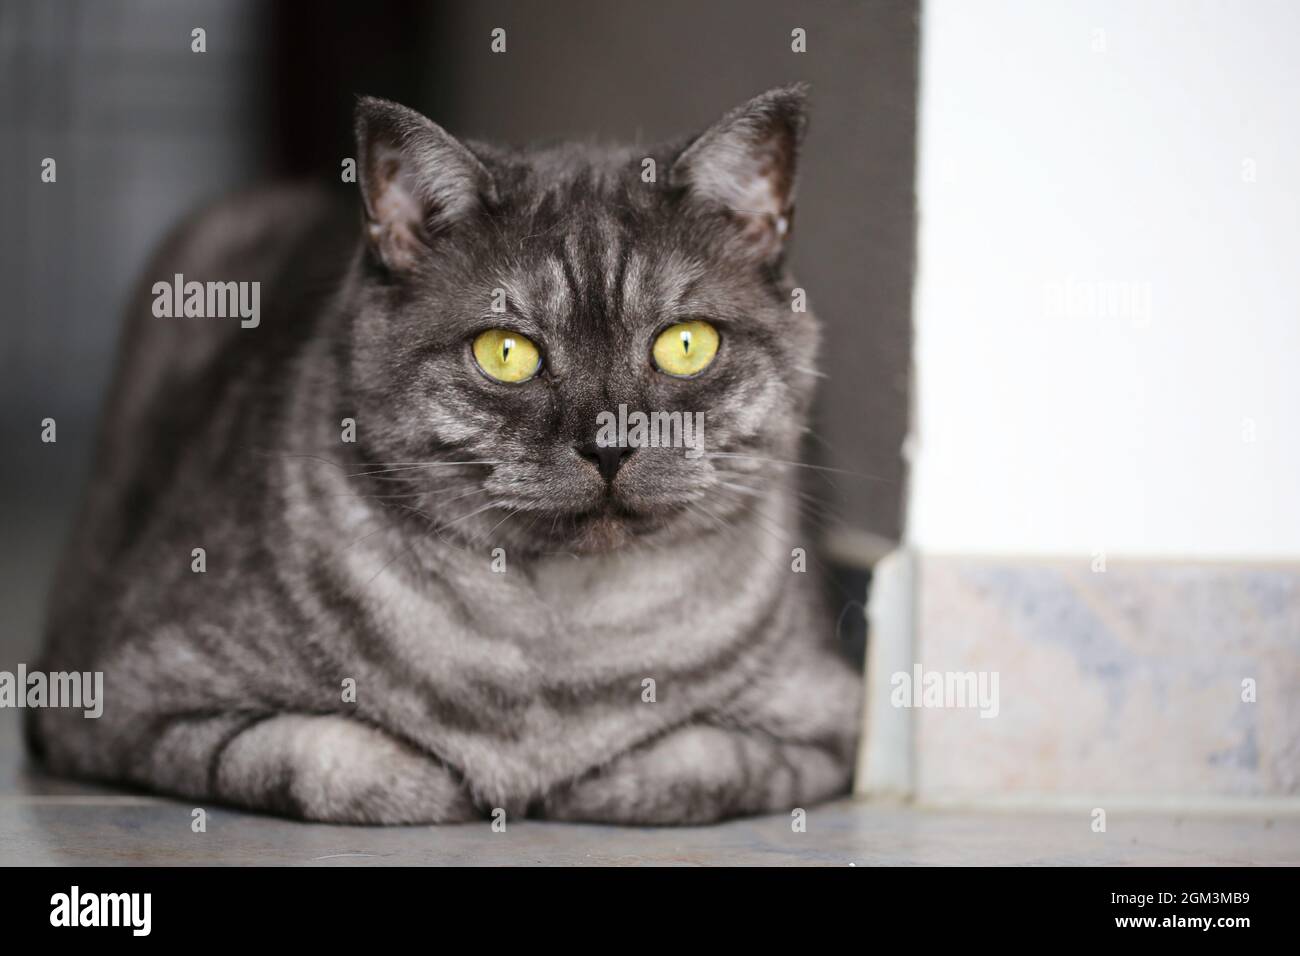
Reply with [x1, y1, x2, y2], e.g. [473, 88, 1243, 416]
[0, 0, 918, 672]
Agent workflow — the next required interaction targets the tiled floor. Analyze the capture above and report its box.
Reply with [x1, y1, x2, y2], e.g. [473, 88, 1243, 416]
[1, 713, 1296, 866]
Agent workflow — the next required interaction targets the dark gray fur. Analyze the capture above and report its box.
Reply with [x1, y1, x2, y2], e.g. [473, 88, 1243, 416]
[29, 88, 862, 824]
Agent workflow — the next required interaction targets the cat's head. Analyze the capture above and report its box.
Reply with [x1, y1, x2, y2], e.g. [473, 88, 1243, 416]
[345, 87, 819, 554]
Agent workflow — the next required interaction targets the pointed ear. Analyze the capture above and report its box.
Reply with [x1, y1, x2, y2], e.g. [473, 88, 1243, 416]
[670, 84, 808, 260]
[354, 96, 496, 271]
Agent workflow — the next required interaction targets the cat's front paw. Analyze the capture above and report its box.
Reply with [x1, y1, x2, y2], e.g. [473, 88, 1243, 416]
[541, 724, 850, 826]
[215, 714, 479, 824]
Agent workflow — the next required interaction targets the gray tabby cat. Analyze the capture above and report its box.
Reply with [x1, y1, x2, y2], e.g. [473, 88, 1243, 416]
[29, 86, 862, 824]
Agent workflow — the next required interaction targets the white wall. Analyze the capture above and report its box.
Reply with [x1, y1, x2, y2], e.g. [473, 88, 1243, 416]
[909, 0, 1300, 559]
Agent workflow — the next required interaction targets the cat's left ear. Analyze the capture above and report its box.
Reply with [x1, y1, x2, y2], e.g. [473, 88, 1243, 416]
[354, 96, 497, 271]
[671, 84, 808, 260]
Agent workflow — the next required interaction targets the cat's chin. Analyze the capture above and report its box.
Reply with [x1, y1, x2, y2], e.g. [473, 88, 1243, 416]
[561, 499, 672, 553]
[568, 513, 636, 553]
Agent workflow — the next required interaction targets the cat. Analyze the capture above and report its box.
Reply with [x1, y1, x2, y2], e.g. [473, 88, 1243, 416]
[27, 86, 863, 825]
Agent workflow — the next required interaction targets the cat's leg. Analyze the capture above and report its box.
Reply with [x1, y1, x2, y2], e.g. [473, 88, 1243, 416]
[540, 723, 851, 825]
[39, 709, 478, 824]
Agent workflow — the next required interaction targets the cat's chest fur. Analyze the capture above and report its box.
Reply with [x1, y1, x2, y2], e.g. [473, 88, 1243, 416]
[297, 461, 795, 801]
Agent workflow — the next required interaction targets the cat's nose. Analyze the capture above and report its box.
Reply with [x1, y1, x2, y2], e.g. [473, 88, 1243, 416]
[575, 442, 634, 483]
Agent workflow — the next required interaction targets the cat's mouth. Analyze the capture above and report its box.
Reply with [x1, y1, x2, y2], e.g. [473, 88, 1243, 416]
[564, 497, 665, 552]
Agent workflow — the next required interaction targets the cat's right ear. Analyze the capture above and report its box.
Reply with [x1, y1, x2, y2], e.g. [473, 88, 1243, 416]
[353, 96, 496, 272]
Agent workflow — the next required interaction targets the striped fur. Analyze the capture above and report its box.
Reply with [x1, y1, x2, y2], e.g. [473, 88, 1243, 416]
[29, 89, 861, 824]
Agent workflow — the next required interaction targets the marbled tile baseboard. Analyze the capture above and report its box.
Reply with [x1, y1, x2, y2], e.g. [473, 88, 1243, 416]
[888, 555, 1300, 803]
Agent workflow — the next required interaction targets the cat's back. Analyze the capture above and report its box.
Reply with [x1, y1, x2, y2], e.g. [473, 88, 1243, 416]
[105, 183, 350, 457]
[48, 183, 354, 632]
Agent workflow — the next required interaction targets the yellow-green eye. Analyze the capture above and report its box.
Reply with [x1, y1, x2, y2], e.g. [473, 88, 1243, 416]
[472, 329, 541, 383]
[652, 320, 720, 378]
